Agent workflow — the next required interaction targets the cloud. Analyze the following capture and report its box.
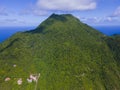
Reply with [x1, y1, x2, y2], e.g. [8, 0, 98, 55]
[4, 19, 17, 22]
[20, 3, 49, 16]
[20, 0, 97, 16]
[79, 16, 117, 24]
[109, 6, 120, 17]
[0, 7, 8, 16]
[0, 18, 26, 25]
[20, 8, 48, 16]
[80, 17, 102, 23]
[36, 0, 97, 11]
[113, 6, 120, 17]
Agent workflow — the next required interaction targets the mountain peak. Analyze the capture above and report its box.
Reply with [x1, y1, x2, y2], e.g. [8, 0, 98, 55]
[23, 14, 80, 33]
[27, 14, 101, 38]
[26, 13, 80, 33]
[49, 13, 74, 18]
[45, 13, 78, 23]
[48, 13, 79, 22]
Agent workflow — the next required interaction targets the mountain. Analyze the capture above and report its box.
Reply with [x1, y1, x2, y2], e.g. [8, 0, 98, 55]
[0, 14, 120, 90]
[105, 35, 120, 65]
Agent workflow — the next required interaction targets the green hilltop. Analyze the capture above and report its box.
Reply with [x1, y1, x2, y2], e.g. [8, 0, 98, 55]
[0, 14, 120, 90]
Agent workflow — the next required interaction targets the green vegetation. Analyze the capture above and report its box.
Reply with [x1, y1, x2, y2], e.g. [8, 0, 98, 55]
[105, 35, 120, 65]
[0, 14, 120, 90]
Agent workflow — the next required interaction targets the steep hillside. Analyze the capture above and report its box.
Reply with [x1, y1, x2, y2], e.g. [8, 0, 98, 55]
[0, 14, 120, 90]
[105, 35, 120, 65]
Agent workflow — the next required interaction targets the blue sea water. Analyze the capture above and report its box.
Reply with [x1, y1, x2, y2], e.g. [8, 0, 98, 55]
[0, 26, 35, 43]
[93, 26, 120, 36]
[0, 26, 120, 43]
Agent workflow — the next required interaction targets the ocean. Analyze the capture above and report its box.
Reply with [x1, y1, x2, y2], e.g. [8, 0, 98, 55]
[0, 26, 35, 43]
[0, 26, 120, 43]
[93, 26, 120, 36]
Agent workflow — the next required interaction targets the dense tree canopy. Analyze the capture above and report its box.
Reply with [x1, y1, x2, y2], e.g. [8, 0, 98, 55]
[0, 14, 120, 90]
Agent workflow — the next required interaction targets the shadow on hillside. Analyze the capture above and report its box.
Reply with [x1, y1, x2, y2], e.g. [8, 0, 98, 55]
[0, 38, 20, 53]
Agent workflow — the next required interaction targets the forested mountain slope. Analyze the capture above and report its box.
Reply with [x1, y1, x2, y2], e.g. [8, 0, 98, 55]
[0, 14, 120, 90]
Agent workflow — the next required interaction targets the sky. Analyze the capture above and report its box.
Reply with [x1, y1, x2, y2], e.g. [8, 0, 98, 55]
[0, 0, 120, 26]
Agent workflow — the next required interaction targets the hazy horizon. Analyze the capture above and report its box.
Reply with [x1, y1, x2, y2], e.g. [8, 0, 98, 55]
[0, 0, 120, 27]
[1, 25, 120, 43]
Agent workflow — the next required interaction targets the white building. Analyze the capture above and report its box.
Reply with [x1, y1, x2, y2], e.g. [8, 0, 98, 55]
[17, 78, 22, 85]
[27, 78, 32, 83]
[30, 75, 37, 82]
[5, 77, 11, 82]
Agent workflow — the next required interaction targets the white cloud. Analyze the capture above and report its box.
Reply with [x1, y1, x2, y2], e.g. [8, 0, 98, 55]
[79, 16, 117, 24]
[0, 18, 26, 24]
[20, 8, 48, 16]
[32, 9, 48, 16]
[0, 7, 8, 16]
[0, 18, 28, 26]
[79, 17, 102, 23]
[106, 17, 112, 21]
[4, 19, 17, 22]
[113, 6, 120, 17]
[36, 0, 96, 11]
[21, 0, 97, 16]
